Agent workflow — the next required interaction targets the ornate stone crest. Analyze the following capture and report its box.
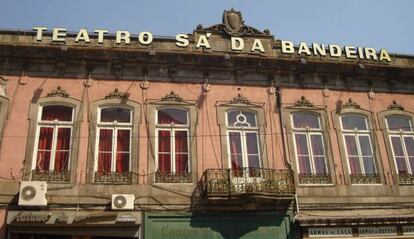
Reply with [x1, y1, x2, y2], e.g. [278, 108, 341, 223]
[388, 100, 404, 111]
[197, 8, 268, 36]
[105, 88, 128, 99]
[342, 98, 360, 109]
[230, 93, 250, 104]
[161, 91, 183, 102]
[47, 86, 69, 98]
[295, 96, 314, 107]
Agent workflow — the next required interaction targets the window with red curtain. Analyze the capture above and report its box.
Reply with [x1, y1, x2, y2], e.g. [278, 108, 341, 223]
[156, 108, 189, 174]
[291, 112, 327, 176]
[34, 105, 73, 172]
[95, 107, 131, 175]
[226, 110, 261, 177]
[386, 115, 414, 175]
[341, 114, 377, 175]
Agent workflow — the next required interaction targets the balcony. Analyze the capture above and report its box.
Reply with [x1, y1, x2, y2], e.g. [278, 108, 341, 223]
[31, 170, 70, 183]
[94, 172, 132, 184]
[155, 171, 193, 183]
[298, 173, 332, 184]
[350, 174, 381, 184]
[199, 168, 295, 202]
[399, 173, 414, 185]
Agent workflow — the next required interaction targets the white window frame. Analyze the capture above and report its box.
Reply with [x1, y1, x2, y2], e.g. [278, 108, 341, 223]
[93, 106, 132, 173]
[225, 110, 262, 170]
[291, 113, 327, 175]
[386, 116, 414, 175]
[31, 105, 74, 171]
[340, 114, 377, 175]
[155, 108, 191, 173]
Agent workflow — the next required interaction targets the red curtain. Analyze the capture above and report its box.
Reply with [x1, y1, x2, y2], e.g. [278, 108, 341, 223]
[54, 128, 71, 172]
[116, 129, 130, 172]
[98, 129, 113, 173]
[175, 131, 188, 173]
[36, 127, 53, 171]
[158, 130, 171, 172]
[42, 105, 72, 121]
[295, 134, 311, 174]
[229, 132, 243, 175]
[158, 109, 187, 125]
[345, 135, 361, 174]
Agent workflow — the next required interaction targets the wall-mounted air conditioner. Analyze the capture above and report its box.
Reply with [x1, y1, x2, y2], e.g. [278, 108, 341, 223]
[18, 181, 47, 206]
[111, 194, 135, 210]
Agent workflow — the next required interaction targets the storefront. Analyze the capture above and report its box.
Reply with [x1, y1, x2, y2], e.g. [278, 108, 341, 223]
[144, 211, 296, 239]
[6, 211, 142, 239]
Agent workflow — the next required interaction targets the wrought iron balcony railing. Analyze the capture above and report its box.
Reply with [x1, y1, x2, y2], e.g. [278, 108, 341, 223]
[155, 171, 192, 183]
[94, 172, 132, 184]
[298, 173, 332, 184]
[399, 173, 414, 185]
[31, 170, 70, 183]
[350, 174, 381, 184]
[202, 168, 295, 197]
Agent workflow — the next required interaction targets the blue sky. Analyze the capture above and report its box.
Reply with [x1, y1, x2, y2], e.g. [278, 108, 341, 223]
[1, 0, 413, 54]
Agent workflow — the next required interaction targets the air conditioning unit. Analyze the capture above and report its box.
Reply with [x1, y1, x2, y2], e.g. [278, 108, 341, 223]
[18, 181, 47, 206]
[111, 194, 135, 210]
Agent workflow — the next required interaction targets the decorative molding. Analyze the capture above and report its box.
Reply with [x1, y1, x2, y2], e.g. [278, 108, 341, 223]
[230, 93, 250, 104]
[161, 91, 183, 102]
[294, 96, 314, 107]
[105, 88, 127, 99]
[197, 8, 268, 36]
[47, 86, 69, 98]
[342, 98, 360, 109]
[388, 100, 404, 111]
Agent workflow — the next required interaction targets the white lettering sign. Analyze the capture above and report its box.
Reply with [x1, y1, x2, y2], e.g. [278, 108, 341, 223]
[358, 226, 397, 236]
[308, 227, 352, 238]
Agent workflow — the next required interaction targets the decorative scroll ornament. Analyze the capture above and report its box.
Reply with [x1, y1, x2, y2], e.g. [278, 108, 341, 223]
[230, 93, 250, 104]
[197, 8, 269, 36]
[342, 98, 360, 109]
[161, 91, 183, 102]
[294, 96, 314, 107]
[47, 86, 69, 98]
[105, 88, 127, 99]
[388, 100, 404, 111]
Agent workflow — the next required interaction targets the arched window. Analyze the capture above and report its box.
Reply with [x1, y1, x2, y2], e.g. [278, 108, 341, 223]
[385, 115, 414, 175]
[94, 107, 132, 181]
[226, 110, 261, 176]
[156, 108, 190, 179]
[291, 112, 327, 176]
[340, 114, 377, 177]
[33, 105, 74, 174]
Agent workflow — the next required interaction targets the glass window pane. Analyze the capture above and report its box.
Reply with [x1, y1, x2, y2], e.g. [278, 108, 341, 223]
[99, 129, 113, 152]
[395, 157, 408, 174]
[175, 154, 189, 173]
[117, 130, 130, 152]
[158, 153, 171, 172]
[246, 132, 259, 155]
[409, 157, 414, 175]
[387, 116, 412, 131]
[175, 131, 188, 153]
[41, 105, 73, 121]
[227, 111, 238, 126]
[292, 113, 320, 129]
[157, 109, 187, 125]
[54, 151, 69, 172]
[295, 134, 309, 155]
[227, 111, 257, 127]
[38, 127, 54, 150]
[116, 153, 130, 172]
[404, 137, 414, 157]
[391, 136, 404, 157]
[341, 114, 367, 130]
[298, 156, 311, 174]
[359, 135, 373, 156]
[248, 155, 260, 168]
[244, 112, 256, 127]
[348, 156, 361, 174]
[56, 128, 71, 150]
[363, 156, 376, 174]
[229, 132, 243, 169]
[344, 135, 358, 155]
[158, 130, 171, 153]
[314, 156, 327, 174]
[310, 134, 324, 156]
[101, 107, 131, 123]
[97, 153, 112, 172]
[36, 151, 51, 171]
